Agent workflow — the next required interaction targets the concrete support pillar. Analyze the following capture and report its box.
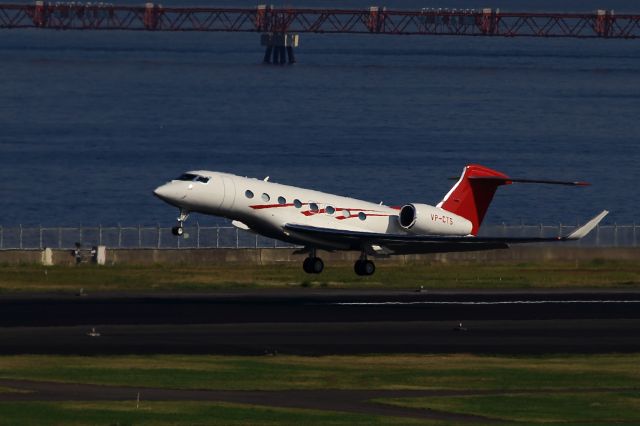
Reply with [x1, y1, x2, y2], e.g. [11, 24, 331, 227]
[41, 247, 53, 266]
[256, 4, 269, 32]
[95, 246, 106, 265]
[260, 32, 298, 64]
[144, 2, 159, 30]
[595, 10, 614, 37]
[367, 6, 386, 32]
[263, 45, 273, 63]
[286, 46, 295, 64]
[33, 0, 47, 27]
[368, 6, 379, 32]
[480, 8, 498, 35]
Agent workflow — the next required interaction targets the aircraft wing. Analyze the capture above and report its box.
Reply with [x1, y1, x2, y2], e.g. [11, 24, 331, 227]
[284, 210, 608, 255]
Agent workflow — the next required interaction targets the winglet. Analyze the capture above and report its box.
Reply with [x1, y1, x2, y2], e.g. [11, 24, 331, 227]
[565, 210, 609, 240]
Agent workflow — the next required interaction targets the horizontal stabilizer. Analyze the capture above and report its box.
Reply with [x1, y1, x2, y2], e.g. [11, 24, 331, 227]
[566, 210, 609, 240]
[468, 176, 591, 186]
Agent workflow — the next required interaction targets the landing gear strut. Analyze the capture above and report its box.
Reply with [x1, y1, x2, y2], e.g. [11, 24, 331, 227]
[302, 248, 324, 274]
[171, 209, 189, 236]
[354, 253, 375, 276]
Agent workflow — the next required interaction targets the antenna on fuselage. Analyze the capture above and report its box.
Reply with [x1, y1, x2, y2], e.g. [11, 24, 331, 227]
[264, 176, 270, 182]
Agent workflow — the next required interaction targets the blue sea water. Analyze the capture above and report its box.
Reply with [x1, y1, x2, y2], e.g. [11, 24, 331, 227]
[1, 1, 639, 227]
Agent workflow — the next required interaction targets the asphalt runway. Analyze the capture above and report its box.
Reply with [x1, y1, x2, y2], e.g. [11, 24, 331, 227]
[2, 290, 640, 355]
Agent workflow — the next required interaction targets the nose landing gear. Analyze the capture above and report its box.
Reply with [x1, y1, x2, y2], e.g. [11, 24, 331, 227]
[171, 209, 190, 237]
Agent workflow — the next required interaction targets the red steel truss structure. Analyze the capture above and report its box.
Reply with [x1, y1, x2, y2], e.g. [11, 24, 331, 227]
[1, 3, 639, 38]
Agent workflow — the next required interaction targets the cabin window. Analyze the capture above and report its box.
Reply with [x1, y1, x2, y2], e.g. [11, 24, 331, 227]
[294, 199, 302, 208]
[278, 196, 286, 205]
[262, 193, 270, 202]
[358, 212, 367, 221]
[326, 206, 335, 215]
[245, 190, 254, 199]
[343, 209, 351, 218]
[309, 202, 319, 212]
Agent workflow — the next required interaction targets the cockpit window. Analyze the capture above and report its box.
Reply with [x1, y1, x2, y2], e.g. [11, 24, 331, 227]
[176, 173, 198, 181]
[175, 173, 210, 184]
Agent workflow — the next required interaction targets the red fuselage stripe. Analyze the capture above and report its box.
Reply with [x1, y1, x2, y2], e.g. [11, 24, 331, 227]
[250, 203, 297, 209]
[250, 203, 394, 219]
[251, 204, 386, 213]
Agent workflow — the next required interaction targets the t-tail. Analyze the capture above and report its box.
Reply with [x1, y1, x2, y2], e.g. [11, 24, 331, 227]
[437, 164, 591, 236]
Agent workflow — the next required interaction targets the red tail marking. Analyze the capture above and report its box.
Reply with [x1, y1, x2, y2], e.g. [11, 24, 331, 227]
[437, 164, 511, 235]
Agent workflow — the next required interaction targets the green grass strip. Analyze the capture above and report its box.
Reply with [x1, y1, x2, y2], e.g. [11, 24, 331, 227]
[1, 354, 639, 392]
[1, 259, 639, 292]
[377, 391, 640, 424]
[0, 401, 430, 426]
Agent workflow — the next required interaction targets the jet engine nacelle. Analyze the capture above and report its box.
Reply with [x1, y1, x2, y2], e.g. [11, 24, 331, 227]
[398, 203, 473, 236]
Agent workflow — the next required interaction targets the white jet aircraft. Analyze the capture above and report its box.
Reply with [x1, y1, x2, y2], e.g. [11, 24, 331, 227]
[154, 164, 608, 276]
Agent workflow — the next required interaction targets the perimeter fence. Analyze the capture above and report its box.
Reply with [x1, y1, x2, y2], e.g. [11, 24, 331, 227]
[0, 224, 637, 250]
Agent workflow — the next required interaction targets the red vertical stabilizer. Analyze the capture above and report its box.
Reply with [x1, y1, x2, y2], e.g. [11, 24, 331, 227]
[437, 165, 511, 235]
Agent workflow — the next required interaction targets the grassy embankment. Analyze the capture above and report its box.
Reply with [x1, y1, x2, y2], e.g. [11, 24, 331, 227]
[1, 259, 640, 292]
[0, 354, 639, 425]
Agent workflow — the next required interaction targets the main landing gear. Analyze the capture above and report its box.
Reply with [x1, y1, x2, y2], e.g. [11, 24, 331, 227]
[303, 257, 324, 274]
[354, 253, 375, 276]
[171, 209, 189, 236]
[301, 248, 376, 276]
[302, 248, 324, 274]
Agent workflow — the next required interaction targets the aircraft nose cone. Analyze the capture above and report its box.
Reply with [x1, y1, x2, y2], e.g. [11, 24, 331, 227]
[153, 184, 173, 201]
[154, 183, 186, 208]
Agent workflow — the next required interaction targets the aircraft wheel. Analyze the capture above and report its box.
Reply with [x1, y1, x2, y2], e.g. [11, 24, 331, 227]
[354, 260, 375, 276]
[311, 257, 324, 274]
[171, 226, 184, 236]
[303, 257, 313, 274]
[303, 257, 324, 274]
[363, 260, 375, 275]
